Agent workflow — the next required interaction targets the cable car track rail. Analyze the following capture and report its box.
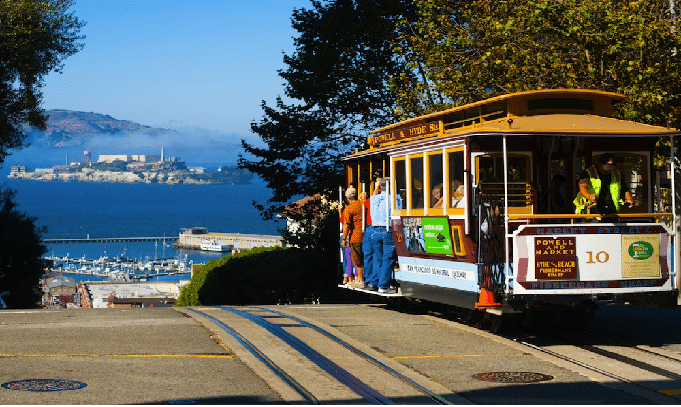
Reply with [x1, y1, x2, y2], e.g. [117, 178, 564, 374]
[185, 306, 455, 405]
[247, 306, 452, 405]
[220, 306, 394, 405]
[184, 308, 320, 404]
[510, 330, 681, 404]
[579, 327, 681, 365]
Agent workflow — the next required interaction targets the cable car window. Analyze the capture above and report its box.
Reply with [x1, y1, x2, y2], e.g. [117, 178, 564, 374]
[592, 153, 649, 213]
[370, 158, 384, 193]
[428, 152, 444, 209]
[346, 163, 357, 189]
[359, 161, 371, 189]
[448, 150, 465, 209]
[476, 153, 532, 211]
[410, 155, 424, 210]
[394, 158, 406, 210]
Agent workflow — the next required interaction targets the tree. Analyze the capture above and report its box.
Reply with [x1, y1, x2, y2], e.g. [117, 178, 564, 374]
[0, 0, 85, 164]
[0, 188, 48, 308]
[393, 0, 681, 127]
[279, 194, 340, 252]
[239, 0, 416, 220]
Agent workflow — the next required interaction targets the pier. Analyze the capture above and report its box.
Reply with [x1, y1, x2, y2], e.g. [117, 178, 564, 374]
[42, 229, 285, 253]
[44, 236, 179, 244]
[175, 228, 284, 250]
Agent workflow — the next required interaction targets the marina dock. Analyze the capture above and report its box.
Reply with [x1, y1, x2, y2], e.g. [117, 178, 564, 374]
[43, 236, 178, 244]
[44, 252, 192, 283]
[43, 229, 284, 251]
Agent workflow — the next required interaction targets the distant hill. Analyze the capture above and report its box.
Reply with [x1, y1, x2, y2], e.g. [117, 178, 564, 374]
[11, 109, 251, 167]
[23, 110, 177, 147]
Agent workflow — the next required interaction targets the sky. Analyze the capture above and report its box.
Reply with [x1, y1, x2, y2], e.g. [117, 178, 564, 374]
[41, 0, 312, 145]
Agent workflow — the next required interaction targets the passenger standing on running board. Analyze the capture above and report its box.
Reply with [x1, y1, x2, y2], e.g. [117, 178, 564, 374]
[361, 186, 377, 291]
[342, 187, 365, 288]
[369, 178, 397, 294]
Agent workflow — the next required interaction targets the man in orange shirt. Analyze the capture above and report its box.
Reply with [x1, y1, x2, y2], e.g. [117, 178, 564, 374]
[342, 187, 364, 288]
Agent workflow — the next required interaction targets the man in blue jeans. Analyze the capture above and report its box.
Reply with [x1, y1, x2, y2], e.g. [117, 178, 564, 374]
[370, 178, 397, 294]
[361, 190, 377, 291]
[362, 225, 377, 291]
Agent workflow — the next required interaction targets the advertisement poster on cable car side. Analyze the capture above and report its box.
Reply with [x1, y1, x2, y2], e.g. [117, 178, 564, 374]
[402, 217, 454, 255]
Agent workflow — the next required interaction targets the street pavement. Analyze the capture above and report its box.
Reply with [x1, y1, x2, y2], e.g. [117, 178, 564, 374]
[0, 308, 281, 404]
[0, 303, 678, 404]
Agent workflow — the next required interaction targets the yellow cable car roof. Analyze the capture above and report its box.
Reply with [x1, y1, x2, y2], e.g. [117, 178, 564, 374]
[345, 89, 679, 159]
[371, 89, 629, 135]
[357, 89, 680, 152]
[456, 114, 677, 136]
[344, 113, 678, 160]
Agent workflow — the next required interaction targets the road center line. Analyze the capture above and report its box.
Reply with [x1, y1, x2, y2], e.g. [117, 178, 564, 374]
[0, 353, 234, 358]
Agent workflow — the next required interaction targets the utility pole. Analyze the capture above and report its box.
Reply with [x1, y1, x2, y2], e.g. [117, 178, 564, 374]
[671, 0, 681, 302]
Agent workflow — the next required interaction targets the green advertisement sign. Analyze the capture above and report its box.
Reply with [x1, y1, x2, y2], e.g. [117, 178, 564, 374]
[621, 234, 660, 278]
[402, 217, 454, 255]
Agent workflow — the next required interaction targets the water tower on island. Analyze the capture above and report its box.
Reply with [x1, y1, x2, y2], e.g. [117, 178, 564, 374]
[83, 150, 91, 163]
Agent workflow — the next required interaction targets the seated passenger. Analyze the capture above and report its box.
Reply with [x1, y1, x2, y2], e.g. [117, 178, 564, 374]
[431, 183, 444, 208]
[451, 180, 465, 208]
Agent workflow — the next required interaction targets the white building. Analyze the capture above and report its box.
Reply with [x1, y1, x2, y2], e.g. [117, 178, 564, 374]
[97, 154, 162, 163]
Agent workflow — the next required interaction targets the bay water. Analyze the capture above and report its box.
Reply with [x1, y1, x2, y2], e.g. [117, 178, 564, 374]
[1, 177, 283, 282]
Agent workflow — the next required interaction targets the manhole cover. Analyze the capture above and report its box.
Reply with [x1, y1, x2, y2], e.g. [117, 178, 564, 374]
[1, 379, 87, 392]
[473, 372, 553, 383]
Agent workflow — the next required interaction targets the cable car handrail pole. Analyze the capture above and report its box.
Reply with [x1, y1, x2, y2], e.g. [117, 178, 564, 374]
[339, 186, 343, 267]
[672, 135, 677, 234]
[362, 183, 366, 232]
[503, 134, 511, 293]
[671, 135, 679, 292]
[387, 179, 391, 232]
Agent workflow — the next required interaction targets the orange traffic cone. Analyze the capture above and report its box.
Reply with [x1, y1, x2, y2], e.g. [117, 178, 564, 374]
[475, 287, 501, 309]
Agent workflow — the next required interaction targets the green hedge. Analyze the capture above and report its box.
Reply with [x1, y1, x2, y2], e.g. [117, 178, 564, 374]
[175, 246, 339, 306]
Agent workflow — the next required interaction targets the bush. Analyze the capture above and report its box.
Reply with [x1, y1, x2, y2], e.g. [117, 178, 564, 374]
[175, 246, 339, 306]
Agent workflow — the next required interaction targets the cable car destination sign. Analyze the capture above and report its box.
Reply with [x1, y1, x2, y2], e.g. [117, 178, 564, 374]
[368, 121, 440, 147]
[534, 237, 577, 279]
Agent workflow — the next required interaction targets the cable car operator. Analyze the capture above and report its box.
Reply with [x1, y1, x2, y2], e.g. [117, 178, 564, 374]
[573, 153, 634, 215]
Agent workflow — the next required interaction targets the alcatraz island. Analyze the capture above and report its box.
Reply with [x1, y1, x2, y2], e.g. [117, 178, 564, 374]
[8, 149, 253, 185]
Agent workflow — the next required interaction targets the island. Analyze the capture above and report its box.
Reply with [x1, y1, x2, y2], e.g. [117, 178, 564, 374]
[8, 151, 253, 185]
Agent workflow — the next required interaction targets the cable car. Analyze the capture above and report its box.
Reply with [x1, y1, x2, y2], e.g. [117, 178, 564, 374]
[341, 89, 678, 326]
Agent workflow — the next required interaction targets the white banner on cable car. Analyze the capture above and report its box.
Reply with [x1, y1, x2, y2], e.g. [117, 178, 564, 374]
[512, 223, 672, 294]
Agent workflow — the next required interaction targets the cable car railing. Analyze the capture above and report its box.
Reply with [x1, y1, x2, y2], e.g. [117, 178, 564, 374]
[474, 186, 674, 301]
[475, 191, 507, 299]
[478, 181, 672, 224]
[477, 182, 534, 207]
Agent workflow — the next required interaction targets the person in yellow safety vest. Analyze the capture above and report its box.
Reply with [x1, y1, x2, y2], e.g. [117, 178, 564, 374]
[573, 153, 634, 215]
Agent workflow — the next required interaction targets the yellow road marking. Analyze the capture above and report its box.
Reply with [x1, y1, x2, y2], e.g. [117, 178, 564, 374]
[0, 353, 234, 359]
[392, 354, 530, 359]
[660, 389, 681, 396]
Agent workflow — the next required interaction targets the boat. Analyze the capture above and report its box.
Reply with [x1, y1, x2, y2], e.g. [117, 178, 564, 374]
[199, 240, 231, 252]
